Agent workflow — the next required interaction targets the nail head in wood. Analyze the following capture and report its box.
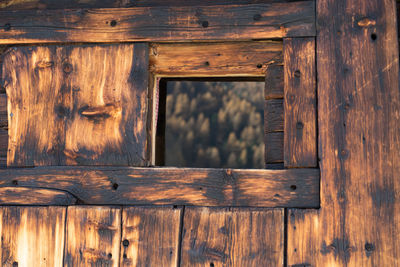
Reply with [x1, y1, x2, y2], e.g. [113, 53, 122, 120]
[63, 62, 73, 74]
[112, 183, 119, 190]
[296, 122, 304, 129]
[4, 23, 11, 31]
[253, 14, 262, 21]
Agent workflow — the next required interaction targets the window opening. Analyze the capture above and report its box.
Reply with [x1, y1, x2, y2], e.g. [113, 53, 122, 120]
[155, 78, 265, 169]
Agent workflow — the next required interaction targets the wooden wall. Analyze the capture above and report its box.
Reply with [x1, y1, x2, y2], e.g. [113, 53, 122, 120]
[0, 0, 399, 266]
[288, 0, 400, 266]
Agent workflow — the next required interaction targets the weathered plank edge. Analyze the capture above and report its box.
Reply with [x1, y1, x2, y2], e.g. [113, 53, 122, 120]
[0, 166, 320, 207]
[0, 2, 316, 44]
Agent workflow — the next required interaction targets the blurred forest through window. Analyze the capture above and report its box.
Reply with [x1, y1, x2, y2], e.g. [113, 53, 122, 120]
[164, 80, 264, 169]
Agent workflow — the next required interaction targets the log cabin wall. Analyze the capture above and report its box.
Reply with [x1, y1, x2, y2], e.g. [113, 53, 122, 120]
[0, 1, 398, 267]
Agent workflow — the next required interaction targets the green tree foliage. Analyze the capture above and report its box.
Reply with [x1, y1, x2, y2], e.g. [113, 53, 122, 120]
[165, 81, 264, 169]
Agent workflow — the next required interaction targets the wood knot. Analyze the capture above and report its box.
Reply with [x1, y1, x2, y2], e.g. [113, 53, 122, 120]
[79, 104, 121, 120]
[36, 61, 54, 69]
[357, 18, 376, 27]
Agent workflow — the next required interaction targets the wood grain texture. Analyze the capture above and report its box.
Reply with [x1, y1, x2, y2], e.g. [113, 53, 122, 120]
[264, 131, 284, 163]
[265, 99, 284, 133]
[0, 2, 315, 44]
[287, 209, 320, 266]
[0, 128, 6, 167]
[288, 0, 400, 266]
[264, 54, 284, 167]
[283, 37, 317, 168]
[0, 0, 310, 10]
[0, 94, 5, 129]
[265, 60, 284, 100]
[0, 166, 320, 207]
[0, 206, 66, 266]
[120, 206, 182, 267]
[180, 207, 283, 267]
[64, 206, 121, 267]
[150, 41, 282, 77]
[2, 43, 148, 167]
[0, 186, 76, 205]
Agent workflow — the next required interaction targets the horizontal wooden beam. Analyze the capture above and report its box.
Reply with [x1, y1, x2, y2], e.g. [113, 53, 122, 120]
[0, 0, 308, 10]
[150, 41, 282, 77]
[0, 187, 76, 205]
[0, 2, 315, 44]
[0, 166, 320, 207]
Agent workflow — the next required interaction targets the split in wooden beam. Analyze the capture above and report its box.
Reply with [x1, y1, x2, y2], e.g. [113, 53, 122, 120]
[0, 1, 315, 44]
[0, 166, 320, 207]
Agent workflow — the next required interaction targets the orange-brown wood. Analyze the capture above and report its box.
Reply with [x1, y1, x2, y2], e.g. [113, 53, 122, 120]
[120, 206, 182, 267]
[0, 166, 320, 207]
[180, 207, 284, 266]
[150, 41, 282, 77]
[0, 2, 315, 44]
[283, 37, 317, 168]
[2, 43, 149, 167]
[0, 187, 76, 205]
[0, 206, 66, 266]
[64, 206, 121, 266]
[287, 0, 400, 266]
[0, 0, 312, 10]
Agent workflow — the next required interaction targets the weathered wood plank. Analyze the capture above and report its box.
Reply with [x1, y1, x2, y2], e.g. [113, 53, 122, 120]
[288, 0, 400, 266]
[264, 57, 284, 100]
[150, 41, 282, 77]
[287, 209, 319, 266]
[264, 131, 284, 163]
[0, 93, 5, 129]
[0, 187, 76, 205]
[0, 93, 6, 167]
[264, 98, 284, 133]
[0, 0, 306, 10]
[264, 52, 284, 167]
[120, 206, 182, 267]
[0, 2, 315, 44]
[0, 206, 66, 266]
[283, 37, 317, 168]
[0, 128, 6, 167]
[2, 43, 148, 167]
[180, 207, 283, 266]
[64, 206, 121, 267]
[0, 166, 320, 207]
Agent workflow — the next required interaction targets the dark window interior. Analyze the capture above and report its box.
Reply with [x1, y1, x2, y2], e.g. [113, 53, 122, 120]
[156, 78, 265, 169]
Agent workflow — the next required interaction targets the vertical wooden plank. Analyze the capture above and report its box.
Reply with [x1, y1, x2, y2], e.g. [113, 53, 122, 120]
[64, 206, 121, 267]
[283, 37, 317, 168]
[120, 206, 182, 267]
[0, 93, 6, 167]
[181, 207, 283, 267]
[2, 43, 149, 167]
[264, 56, 284, 168]
[0, 206, 66, 266]
[288, 0, 400, 266]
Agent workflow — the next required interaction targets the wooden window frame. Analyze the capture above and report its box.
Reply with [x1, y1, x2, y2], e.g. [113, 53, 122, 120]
[0, 3, 319, 209]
